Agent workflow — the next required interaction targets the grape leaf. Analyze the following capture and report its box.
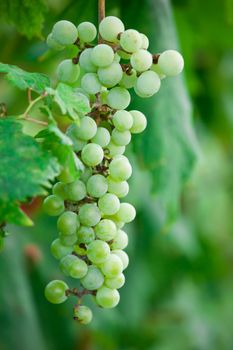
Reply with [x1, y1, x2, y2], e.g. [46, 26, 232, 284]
[46, 83, 91, 121]
[0, 63, 50, 94]
[123, 0, 199, 223]
[0, 0, 47, 38]
[0, 119, 60, 226]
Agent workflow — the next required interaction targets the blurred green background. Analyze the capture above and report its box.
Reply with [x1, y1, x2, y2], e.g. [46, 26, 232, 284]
[1, 0, 233, 349]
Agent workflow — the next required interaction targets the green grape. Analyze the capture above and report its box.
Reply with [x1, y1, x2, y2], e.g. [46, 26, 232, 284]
[107, 177, 129, 198]
[81, 73, 102, 95]
[57, 167, 76, 184]
[99, 90, 109, 105]
[129, 110, 147, 134]
[57, 59, 80, 84]
[115, 202, 136, 223]
[106, 215, 125, 229]
[80, 167, 92, 183]
[91, 44, 114, 67]
[60, 254, 77, 275]
[112, 110, 133, 131]
[46, 33, 64, 51]
[79, 203, 101, 226]
[98, 193, 120, 216]
[59, 232, 77, 246]
[77, 22, 97, 43]
[45, 280, 68, 304]
[74, 87, 90, 99]
[111, 129, 131, 146]
[100, 254, 123, 278]
[74, 305, 93, 324]
[69, 257, 88, 279]
[57, 211, 79, 236]
[66, 124, 87, 152]
[74, 116, 97, 141]
[80, 265, 104, 290]
[106, 141, 125, 157]
[73, 243, 87, 256]
[43, 195, 64, 216]
[111, 249, 129, 270]
[52, 20, 78, 46]
[114, 52, 121, 62]
[91, 127, 110, 147]
[157, 49, 184, 76]
[135, 71, 161, 98]
[105, 273, 125, 289]
[77, 225, 95, 244]
[50, 238, 73, 260]
[95, 219, 117, 241]
[120, 29, 142, 53]
[150, 63, 166, 79]
[107, 87, 131, 110]
[99, 16, 124, 42]
[79, 48, 97, 73]
[65, 179, 86, 201]
[140, 33, 149, 49]
[109, 155, 132, 181]
[97, 62, 123, 88]
[119, 70, 137, 89]
[81, 143, 104, 167]
[130, 49, 152, 72]
[86, 239, 110, 264]
[52, 182, 66, 199]
[110, 229, 128, 250]
[87, 174, 108, 198]
[117, 50, 131, 60]
[96, 286, 120, 308]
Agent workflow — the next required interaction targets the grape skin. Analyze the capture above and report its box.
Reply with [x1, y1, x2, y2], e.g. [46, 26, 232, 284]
[81, 73, 102, 95]
[91, 44, 114, 67]
[129, 110, 147, 134]
[77, 22, 97, 43]
[96, 286, 120, 308]
[97, 62, 123, 88]
[43, 195, 64, 216]
[52, 20, 78, 46]
[107, 87, 131, 110]
[111, 129, 131, 146]
[57, 59, 80, 84]
[81, 265, 104, 290]
[158, 49, 184, 76]
[47, 33, 64, 51]
[81, 143, 104, 167]
[74, 305, 93, 324]
[86, 240, 110, 264]
[79, 48, 97, 73]
[87, 174, 108, 198]
[45, 280, 68, 304]
[98, 193, 120, 216]
[99, 16, 125, 42]
[91, 127, 110, 147]
[135, 70, 161, 98]
[112, 110, 133, 131]
[120, 29, 142, 53]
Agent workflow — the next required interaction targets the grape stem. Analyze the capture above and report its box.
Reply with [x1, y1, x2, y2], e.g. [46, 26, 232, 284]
[66, 288, 96, 298]
[98, 0, 105, 43]
[17, 92, 48, 126]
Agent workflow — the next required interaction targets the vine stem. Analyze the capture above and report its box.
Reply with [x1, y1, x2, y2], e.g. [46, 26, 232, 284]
[17, 93, 48, 125]
[98, 0, 105, 43]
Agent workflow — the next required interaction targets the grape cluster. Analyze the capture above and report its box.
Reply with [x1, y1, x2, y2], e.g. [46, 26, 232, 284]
[44, 16, 184, 324]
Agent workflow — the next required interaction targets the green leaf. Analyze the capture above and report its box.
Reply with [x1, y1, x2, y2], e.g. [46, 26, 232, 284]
[123, 0, 198, 223]
[0, 119, 60, 225]
[0, 0, 47, 38]
[46, 83, 91, 121]
[0, 63, 50, 94]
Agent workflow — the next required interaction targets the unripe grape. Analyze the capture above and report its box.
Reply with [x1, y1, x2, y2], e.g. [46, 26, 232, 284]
[77, 225, 95, 244]
[114, 52, 121, 62]
[69, 257, 88, 279]
[129, 110, 147, 134]
[87, 239, 110, 264]
[81, 265, 104, 290]
[57, 167, 76, 184]
[79, 203, 101, 226]
[57, 59, 80, 84]
[59, 232, 77, 246]
[52, 20, 78, 46]
[91, 44, 114, 67]
[140, 33, 149, 49]
[112, 249, 129, 270]
[115, 202, 136, 223]
[120, 29, 142, 53]
[51, 238, 73, 260]
[109, 155, 132, 181]
[112, 110, 133, 131]
[81, 143, 104, 166]
[99, 16, 124, 42]
[130, 49, 152, 72]
[77, 22, 97, 42]
[107, 87, 131, 110]
[119, 70, 137, 89]
[52, 182, 66, 199]
[43, 195, 64, 216]
[111, 129, 131, 146]
[110, 229, 128, 250]
[107, 141, 125, 157]
[107, 177, 129, 198]
[87, 174, 108, 198]
[79, 48, 97, 73]
[98, 193, 120, 216]
[80, 167, 92, 183]
[92, 127, 110, 147]
[74, 305, 93, 324]
[60, 254, 77, 275]
[46, 33, 64, 51]
[157, 49, 184, 76]
[135, 70, 161, 98]
[57, 211, 79, 236]
[65, 179, 86, 201]
[151, 63, 166, 79]
[45, 280, 68, 304]
[96, 286, 120, 308]
[73, 243, 87, 256]
[98, 62, 123, 88]
[105, 273, 125, 289]
[95, 219, 117, 241]
[81, 73, 102, 95]
[101, 254, 123, 278]
[73, 116, 97, 141]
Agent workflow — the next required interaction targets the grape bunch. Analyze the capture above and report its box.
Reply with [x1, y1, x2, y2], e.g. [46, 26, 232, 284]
[43, 16, 184, 324]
